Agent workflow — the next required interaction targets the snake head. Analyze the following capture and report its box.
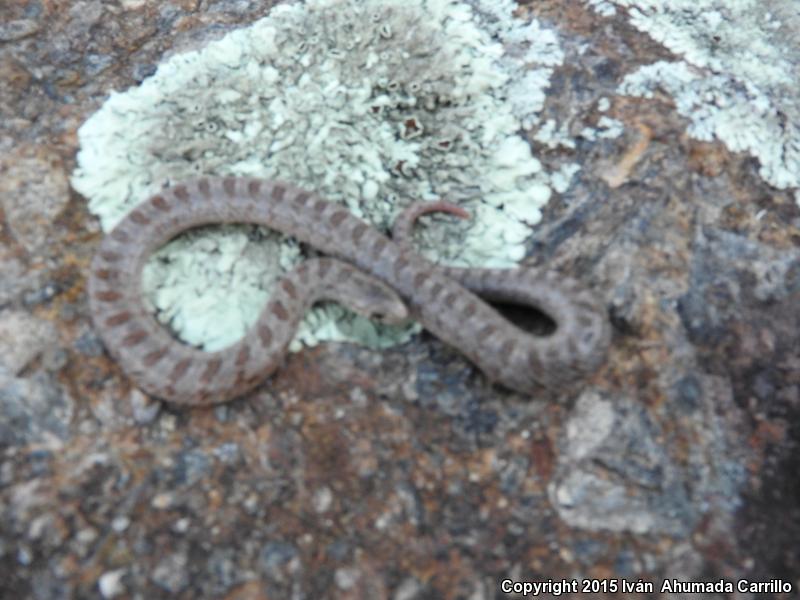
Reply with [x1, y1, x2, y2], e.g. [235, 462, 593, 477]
[317, 262, 410, 325]
[350, 280, 410, 325]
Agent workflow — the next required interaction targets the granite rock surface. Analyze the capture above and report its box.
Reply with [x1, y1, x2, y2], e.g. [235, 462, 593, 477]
[0, 1, 798, 598]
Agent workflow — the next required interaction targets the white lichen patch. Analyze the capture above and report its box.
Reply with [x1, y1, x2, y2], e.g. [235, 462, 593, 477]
[590, 0, 800, 205]
[551, 163, 582, 195]
[534, 119, 576, 151]
[578, 116, 625, 142]
[586, 0, 617, 17]
[73, 0, 566, 351]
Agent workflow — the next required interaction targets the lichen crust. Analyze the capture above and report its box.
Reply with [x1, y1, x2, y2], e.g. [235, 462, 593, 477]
[590, 0, 800, 206]
[73, 0, 567, 351]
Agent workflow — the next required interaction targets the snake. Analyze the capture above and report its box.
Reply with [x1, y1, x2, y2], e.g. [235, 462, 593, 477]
[88, 177, 610, 405]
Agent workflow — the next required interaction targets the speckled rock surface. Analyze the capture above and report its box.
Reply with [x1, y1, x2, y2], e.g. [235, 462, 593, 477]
[1, 1, 798, 598]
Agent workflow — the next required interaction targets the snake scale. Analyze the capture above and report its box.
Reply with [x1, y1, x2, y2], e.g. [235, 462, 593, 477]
[88, 177, 610, 405]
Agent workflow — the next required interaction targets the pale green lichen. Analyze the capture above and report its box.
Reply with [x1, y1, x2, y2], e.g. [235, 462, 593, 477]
[590, 0, 800, 205]
[73, 0, 567, 351]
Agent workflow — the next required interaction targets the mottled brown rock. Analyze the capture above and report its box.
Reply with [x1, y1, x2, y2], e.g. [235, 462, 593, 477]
[0, 1, 798, 598]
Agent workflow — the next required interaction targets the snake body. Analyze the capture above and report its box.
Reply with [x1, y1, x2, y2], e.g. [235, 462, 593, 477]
[88, 177, 610, 405]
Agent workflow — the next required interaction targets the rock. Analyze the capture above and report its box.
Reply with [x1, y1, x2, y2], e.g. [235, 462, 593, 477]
[0, 145, 70, 254]
[0, 311, 59, 375]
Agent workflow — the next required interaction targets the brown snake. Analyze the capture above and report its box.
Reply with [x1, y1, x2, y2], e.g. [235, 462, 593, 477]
[88, 177, 610, 405]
